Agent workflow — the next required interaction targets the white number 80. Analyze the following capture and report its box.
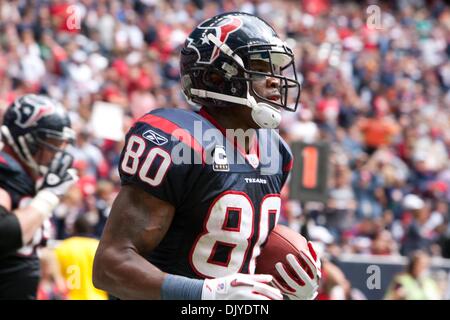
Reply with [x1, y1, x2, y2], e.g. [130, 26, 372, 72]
[120, 135, 171, 187]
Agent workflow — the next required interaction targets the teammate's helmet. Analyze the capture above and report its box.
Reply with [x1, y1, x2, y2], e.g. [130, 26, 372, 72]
[0, 94, 75, 175]
[180, 12, 301, 128]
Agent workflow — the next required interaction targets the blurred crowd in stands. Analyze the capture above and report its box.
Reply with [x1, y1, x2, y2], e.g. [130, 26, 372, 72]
[0, 0, 449, 299]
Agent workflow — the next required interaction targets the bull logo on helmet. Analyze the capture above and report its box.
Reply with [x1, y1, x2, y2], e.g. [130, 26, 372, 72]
[187, 16, 242, 64]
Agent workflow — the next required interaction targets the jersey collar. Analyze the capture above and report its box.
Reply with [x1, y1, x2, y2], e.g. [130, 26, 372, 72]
[197, 108, 260, 166]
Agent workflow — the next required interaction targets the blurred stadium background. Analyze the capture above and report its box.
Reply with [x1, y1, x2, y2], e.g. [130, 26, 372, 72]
[1, 0, 450, 300]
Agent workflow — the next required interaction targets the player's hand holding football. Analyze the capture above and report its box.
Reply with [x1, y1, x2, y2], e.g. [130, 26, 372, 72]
[202, 273, 283, 300]
[31, 152, 78, 219]
[272, 241, 322, 300]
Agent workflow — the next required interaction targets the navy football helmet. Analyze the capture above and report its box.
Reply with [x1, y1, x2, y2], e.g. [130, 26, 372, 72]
[180, 12, 301, 128]
[1, 94, 75, 175]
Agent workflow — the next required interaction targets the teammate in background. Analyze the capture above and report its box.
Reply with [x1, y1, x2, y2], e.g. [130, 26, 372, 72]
[0, 94, 78, 299]
[93, 12, 321, 300]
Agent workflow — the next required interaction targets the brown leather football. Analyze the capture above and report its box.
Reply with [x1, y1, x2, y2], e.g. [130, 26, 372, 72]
[255, 224, 311, 291]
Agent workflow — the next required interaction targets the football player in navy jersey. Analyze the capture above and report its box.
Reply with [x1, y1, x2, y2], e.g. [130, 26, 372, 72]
[93, 12, 321, 300]
[0, 94, 78, 299]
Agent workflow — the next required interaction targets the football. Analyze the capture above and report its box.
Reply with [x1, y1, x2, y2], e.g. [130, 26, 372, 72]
[255, 225, 311, 289]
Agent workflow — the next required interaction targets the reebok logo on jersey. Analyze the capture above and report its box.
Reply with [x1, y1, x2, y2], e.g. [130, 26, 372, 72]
[143, 129, 168, 146]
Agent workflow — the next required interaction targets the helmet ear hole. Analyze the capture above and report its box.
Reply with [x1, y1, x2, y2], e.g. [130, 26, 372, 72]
[204, 69, 224, 86]
[228, 80, 245, 97]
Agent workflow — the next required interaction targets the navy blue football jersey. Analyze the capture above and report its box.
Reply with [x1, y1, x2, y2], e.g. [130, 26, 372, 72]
[0, 150, 44, 299]
[0, 151, 35, 209]
[119, 108, 293, 279]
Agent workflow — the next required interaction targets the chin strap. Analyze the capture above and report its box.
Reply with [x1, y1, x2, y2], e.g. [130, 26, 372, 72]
[190, 88, 281, 129]
[249, 100, 281, 129]
[191, 88, 251, 107]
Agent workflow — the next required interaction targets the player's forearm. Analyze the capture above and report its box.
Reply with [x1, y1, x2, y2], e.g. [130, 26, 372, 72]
[15, 191, 60, 245]
[93, 246, 167, 300]
[14, 206, 48, 246]
[0, 201, 49, 254]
